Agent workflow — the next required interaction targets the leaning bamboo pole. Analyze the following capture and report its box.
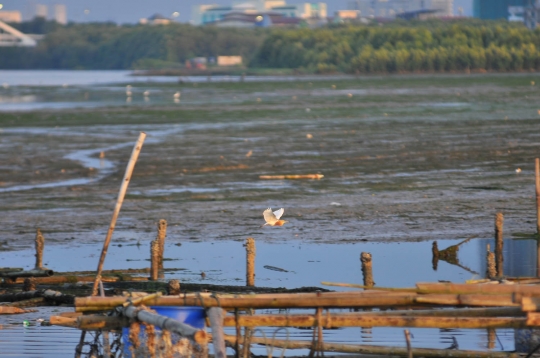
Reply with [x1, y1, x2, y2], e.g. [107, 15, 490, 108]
[222, 335, 519, 358]
[220, 313, 527, 329]
[92, 132, 146, 296]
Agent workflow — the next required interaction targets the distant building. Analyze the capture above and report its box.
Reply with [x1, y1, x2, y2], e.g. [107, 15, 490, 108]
[192, 0, 327, 26]
[334, 9, 360, 20]
[472, 0, 526, 20]
[54, 4, 67, 25]
[217, 56, 243, 66]
[35, 4, 48, 18]
[0, 11, 22, 23]
[140, 14, 172, 25]
[347, 0, 453, 18]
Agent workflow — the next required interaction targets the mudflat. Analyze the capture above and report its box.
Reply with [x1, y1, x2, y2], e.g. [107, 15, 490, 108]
[1, 73, 539, 250]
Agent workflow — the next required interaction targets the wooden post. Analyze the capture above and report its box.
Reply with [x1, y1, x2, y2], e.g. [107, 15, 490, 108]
[167, 279, 180, 295]
[35, 228, 44, 269]
[404, 330, 412, 358]
[207, 308, 227, 358]
[157, 219, 167, 272]
[150, 240, 159, 281]
[432, 241, 439, 271]
[361, 252, 374, 288]
[246, 238, 255, 287]
[92, 132, 146, 296]
[495, 213, 504, 277]
[536, 158, 540, 235]
[486, 244, 496, 279]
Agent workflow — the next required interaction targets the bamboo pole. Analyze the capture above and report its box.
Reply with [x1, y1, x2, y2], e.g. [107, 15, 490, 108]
[246, 237, 255, 287]
[75, 292, 420, 311]
[321, 281, 415, 292]
[486, 244, 496, 279]
[1, 269, 54, 279]
[123, 305, 207, 344]
[415, 294, 520, 307]
[220, 313, 526, 329]
[92, 132, 146, 296]
[222, 335, 519, 358]
[536, 158, 540, 235]
[360, 252, 374, 288]
[35, 228, 44, 269]
[14, 274, 147, 285]
[416, 282, 540, 296]
[206, 307, 227, 358]
[495, 212, 504, 277]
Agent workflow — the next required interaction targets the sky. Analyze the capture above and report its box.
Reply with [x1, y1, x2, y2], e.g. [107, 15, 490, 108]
[0, 0, 473, 24]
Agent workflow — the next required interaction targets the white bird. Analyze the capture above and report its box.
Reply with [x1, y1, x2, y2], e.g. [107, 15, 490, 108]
[126, 90, 132, 96]
[261, 208, 288, 227]
[173, 91, 181, 99]
[143, 90, 150, 97]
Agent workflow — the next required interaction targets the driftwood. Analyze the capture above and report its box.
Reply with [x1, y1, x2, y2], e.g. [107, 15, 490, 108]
[222, 335, 519, 358]
[123, 305, 207, 344]
[0, 306, 29, 314]
[259, 174, 323, 180]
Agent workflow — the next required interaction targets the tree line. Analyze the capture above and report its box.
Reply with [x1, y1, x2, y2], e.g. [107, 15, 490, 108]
[2, 18, 540, 73]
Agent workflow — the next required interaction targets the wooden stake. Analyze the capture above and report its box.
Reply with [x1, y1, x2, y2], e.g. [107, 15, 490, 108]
[167, 279, 181, 295]
[92, 132, 146, 296]
[536, 158, 540, 235]
[486, 244, 496, 279]
[150, 240, 159, 281]
[157, 219, 167, 272]
[35, 228, 44, 269]
[246, 237, 255, 287]
[495, 212, 504, 277]
[360, 252, 374, 288]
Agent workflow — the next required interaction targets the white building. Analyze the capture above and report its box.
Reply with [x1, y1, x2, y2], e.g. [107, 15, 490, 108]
[192, 0, 327, 25]
[54, 4, 67, 25]
[35, 4, 48, 18]
[347, 0, 453, 18]
[0, 11, 22, 23]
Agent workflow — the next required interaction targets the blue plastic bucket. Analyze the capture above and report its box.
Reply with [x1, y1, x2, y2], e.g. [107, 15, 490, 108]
[122, 306, 206, 357]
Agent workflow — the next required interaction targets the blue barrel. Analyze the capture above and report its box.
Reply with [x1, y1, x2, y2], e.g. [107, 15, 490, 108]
[122, 306, 206, 357]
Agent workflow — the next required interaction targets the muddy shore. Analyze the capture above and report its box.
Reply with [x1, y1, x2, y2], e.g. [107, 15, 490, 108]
[1, 73, 540, 250]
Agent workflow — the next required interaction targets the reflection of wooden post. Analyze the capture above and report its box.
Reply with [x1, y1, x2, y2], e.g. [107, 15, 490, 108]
[536, 159, 540, 234]
[432, 241, 439, 271]
[486, 244, 496, 279]
[487, 328, 496, 350]
[157, 219, 167, 271]
[360, 252, 374, 288]
[246, 238, 255, 287]
[35, 228, 44, 269]
[150, 240, 159, 281]
[404, 330, 412, 358]
[92, 132, 146, 296]
[495, 213, 504, 277]
[207, 308, 227, 358]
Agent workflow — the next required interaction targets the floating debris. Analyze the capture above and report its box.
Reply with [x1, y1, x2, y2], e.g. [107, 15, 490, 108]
[263, 265, 289, 272]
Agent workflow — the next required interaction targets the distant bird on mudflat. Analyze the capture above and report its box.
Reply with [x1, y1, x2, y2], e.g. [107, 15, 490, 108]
[261, 208, 288, 227]
[173, 91, 181, 99]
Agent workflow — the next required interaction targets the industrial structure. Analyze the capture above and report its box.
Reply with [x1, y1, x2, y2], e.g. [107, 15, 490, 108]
[473, 0, 540, 28]
[347, 0, 453, 18]
[0, 20, 37, 46]
[192, 0, 327, 26]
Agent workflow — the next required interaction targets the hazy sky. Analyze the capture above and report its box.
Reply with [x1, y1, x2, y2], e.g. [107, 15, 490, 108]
[1, 0, 473, 24]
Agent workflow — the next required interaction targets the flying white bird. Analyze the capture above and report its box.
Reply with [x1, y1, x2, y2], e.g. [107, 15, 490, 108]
[261, 208, 288, 227]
